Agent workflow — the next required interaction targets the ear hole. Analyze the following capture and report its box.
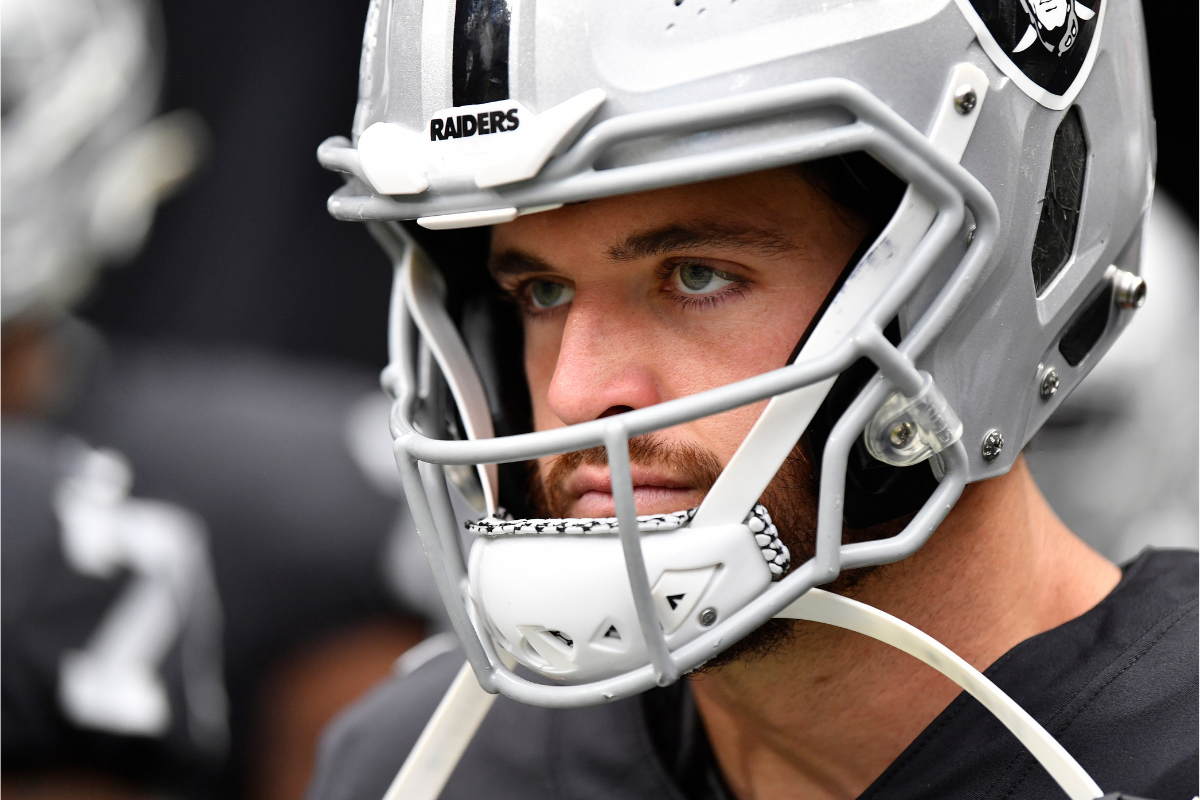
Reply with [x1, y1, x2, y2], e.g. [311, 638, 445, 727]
[1032, 107, 1088, 295]
[1058, 282, 1112, 366]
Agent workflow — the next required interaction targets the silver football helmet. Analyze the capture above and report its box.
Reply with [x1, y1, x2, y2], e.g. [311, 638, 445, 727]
[1, 0, 206, 321]
[319, 0, 1153, 707]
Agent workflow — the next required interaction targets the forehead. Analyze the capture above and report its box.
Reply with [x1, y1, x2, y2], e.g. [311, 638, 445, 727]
[489, 168, 832, 260]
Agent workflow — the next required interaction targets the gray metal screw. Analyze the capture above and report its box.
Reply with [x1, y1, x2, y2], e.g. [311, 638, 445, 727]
[889, 421, 916, 448]
[1112, 269, 1147, 309]
[698, 607, 718, 627]
[981, 429, 1003, 462]
[1039, 367, 1060, 400]
[954, 85, 977, 115]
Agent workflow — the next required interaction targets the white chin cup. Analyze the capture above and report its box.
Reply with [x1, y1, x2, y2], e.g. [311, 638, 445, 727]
[469, 521, 772, 683]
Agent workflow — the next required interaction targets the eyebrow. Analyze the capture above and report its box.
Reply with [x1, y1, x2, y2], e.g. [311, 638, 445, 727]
[488, 249, 559, 279]
[604, 222, 798, 262]
[487, 220, 799, 280]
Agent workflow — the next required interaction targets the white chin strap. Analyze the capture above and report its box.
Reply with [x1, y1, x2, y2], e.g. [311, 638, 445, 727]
[381, 590, 1104, 800]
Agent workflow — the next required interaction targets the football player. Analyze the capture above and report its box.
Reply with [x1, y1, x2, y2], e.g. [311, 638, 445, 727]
[307, 0, 1195, 798]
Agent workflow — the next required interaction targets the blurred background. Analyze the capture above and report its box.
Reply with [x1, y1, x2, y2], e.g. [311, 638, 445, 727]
[1, 0, 1195, 798]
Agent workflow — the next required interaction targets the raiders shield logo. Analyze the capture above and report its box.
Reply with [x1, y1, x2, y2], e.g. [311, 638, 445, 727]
[953, 0, 1104, 109]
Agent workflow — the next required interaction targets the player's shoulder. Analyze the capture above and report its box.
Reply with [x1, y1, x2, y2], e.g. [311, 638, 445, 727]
[1013, 548, 1198, 797]
[864, 548, 1198, 800]
[2, 419, 69, 485]
[1115, 547, 1197, 607]
[67, 338, 400, 539]
[2, 420, 75, 627]
[72, 339, 380, 450]
[1078, 547, 1198, 674]
[307, 645, 461, 800]
[307, 640, 681, 800]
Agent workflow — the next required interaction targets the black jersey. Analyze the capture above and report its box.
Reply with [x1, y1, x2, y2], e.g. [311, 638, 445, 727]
[61, 338, 403, 681]
[307, 550, 1198, 800]
[2, 420, 227, 792]
[3, 332, 405, 794]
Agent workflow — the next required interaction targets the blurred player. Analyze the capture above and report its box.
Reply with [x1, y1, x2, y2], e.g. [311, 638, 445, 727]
[2, 0, 422, 797]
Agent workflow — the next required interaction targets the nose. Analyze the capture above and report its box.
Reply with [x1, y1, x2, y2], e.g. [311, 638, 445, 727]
[546, 297, 664, 426]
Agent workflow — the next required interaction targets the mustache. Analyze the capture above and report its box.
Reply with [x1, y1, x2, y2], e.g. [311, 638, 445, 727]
[530, 434, 722, 519]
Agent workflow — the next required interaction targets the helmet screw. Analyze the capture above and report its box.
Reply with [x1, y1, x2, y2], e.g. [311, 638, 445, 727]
[981, 429, 1003, 462]
[1112, 269, 1147, 309]
[698, 607, 718, 627]
[889, 421, 916, 448]
[954, 85, 978, 115]
[1039, 367, 1060, 400]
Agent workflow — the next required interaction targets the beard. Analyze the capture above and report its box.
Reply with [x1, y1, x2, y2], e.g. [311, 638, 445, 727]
[526, 433, 907, 669]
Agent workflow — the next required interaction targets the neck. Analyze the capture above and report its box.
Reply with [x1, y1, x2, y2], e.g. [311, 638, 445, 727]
[688, 456, 1120, 800]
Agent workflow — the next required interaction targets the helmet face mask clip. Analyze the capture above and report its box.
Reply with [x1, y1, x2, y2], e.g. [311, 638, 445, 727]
[321, 0, 1153, 708]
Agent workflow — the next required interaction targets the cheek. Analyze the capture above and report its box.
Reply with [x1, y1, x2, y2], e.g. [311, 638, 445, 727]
[524, 320, 563, 431]
[647, 289, 817, 459]
[662, 288, 814, 392]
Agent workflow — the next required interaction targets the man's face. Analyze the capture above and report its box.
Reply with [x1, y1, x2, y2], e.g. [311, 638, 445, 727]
[490, 168, 867, 520]
[1031, 0, 1069, 30]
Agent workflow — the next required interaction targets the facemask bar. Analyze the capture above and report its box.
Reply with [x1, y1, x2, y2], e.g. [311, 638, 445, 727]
[375, 77, 999, 709]
[375, 223, 499, 514]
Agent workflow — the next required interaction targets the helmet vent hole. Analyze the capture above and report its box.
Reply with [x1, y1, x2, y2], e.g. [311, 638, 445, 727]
[603, 625, 621, 640]
[1031, 107, 1087, 294]
[549, 630, 574, 647]
[1058, 282, 1112, 366]
[518, 637, 549, 668]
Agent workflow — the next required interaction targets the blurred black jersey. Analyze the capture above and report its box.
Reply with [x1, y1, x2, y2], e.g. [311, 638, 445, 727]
[3, 420, 227, 791]
[61, 337, 401, 683]
[307, 550, 1198, 800]
[3, 328, 402, 794]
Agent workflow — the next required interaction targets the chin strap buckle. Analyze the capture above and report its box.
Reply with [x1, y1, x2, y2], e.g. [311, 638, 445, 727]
[864, 372, 963, 468]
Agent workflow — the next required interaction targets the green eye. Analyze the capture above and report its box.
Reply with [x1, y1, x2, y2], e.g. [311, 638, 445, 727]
[529, 280, 574, 309]
[676, 264, 737, 295]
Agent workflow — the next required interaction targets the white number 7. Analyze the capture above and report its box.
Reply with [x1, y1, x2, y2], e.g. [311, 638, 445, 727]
[54, 444, 228, 754]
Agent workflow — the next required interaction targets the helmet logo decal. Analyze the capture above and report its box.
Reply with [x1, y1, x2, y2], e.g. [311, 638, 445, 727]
[431, 108, 520, 141]
[354, 89, 605, 195]
[953, 0, 1104, 110]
